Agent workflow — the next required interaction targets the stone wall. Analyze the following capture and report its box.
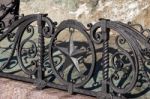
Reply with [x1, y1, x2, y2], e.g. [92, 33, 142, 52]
[20, 0, 150, 28]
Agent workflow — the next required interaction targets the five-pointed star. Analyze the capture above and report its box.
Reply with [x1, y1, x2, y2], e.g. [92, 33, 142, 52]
[53, 32, 87, 72]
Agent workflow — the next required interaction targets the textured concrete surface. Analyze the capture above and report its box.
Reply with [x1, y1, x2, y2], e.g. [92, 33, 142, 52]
[0, 78, 95, 99]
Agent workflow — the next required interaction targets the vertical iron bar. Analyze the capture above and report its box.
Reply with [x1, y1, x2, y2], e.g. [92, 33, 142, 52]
[13, 0, 20, 20]
[35, 14, 46, 89]
[37, 14, 44, 80]
[102, 38, 109, 92]
[98, 19, 110, 99]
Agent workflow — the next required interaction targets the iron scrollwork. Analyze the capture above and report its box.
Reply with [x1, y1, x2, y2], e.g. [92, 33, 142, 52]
[0, 1, 149, 99]
[49, 20, 96, 90]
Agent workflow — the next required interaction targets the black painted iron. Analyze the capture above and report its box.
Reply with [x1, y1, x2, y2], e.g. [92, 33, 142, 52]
[0, 1, 149, 99]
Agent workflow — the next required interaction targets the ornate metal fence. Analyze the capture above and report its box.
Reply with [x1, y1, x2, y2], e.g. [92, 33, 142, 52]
[0, 1, 149, 99]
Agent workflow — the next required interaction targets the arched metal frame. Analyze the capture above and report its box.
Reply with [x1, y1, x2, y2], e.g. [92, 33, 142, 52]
[0, 1, 149, 99]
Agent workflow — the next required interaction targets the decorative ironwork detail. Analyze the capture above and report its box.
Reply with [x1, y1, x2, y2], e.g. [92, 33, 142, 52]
[0, 1, 149, 99]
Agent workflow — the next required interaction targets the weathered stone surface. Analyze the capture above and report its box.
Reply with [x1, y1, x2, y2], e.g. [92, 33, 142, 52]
[0, 78, 95, 99]
[20, 0, 150, 25]
[133, 6, 150, 29]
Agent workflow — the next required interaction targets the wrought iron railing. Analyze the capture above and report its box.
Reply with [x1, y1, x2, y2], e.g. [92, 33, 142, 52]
[0, 1, 149, 99]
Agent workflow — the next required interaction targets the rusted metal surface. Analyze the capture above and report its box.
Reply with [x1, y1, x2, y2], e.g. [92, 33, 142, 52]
[0, 1, 149, 99]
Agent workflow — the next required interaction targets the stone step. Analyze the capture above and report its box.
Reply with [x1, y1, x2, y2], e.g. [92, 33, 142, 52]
[0, 78, 95, 99]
